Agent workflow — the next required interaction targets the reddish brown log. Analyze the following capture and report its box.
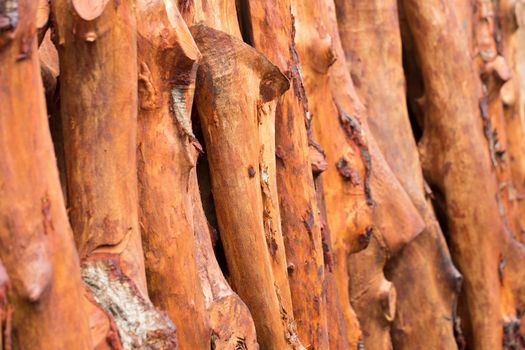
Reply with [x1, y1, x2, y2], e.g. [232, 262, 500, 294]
[191, 24, 304, 349]
[135, 1, 211, 348]
[0, 1, 92, 348]
[500, 0, 525, 243]
[292, 2, 371, 345]
[294, 0, 424, 347]
[315, 178, 355, 349]
[335, 0, 462, 348]
[238, 0, 330, 347]
[52, 0, 176, 347]
[190, 173, 259, 349]
[401, 0, 525, 347]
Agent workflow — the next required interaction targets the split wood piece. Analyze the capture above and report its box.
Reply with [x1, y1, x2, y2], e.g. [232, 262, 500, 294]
[238, 0, 330, 347]
[498, 0, 525, 243]
[402, 0, 525, 348]
[135, 1, 211, 348]
[192, 24, 304, 350]
[0, 1, 92, 348]
[190, 172, 259, 349]
[52, 0, 176, 347]
[335, 0, 462, 348]
[294, 0, 424, 347]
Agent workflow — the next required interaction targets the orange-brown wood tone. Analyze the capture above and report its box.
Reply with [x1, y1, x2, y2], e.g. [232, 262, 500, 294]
[0, 0, 92, 348]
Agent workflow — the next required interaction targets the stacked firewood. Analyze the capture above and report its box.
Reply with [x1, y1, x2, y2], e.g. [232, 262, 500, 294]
[1, 0, 525, 349]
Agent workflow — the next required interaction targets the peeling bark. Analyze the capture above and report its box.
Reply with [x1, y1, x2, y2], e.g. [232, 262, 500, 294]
[294, 0, 424, 347]
[315, 178, 355, 350]
[499, 0, 525, 244]
[292, 2, 371, 345]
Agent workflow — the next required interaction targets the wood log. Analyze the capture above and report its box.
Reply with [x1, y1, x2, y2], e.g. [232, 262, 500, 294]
[0, 0, 92, 347]
[237, 0, 330, 347]
[314, 178, 356, 349]
[401, 0, 525, 347]
[135, 1, 210, 348]
[294, 0, 424, 347]
[334, 0, 462, 348]
[191, 24, 304, 349]
[190, 173, 259, 349]
[51, 0, 176, 347]
[292, 2, 371, 345]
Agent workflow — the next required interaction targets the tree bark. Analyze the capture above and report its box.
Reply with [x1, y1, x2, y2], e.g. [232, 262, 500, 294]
[294, 0, 424, 347]
[500, 0, 525, 244]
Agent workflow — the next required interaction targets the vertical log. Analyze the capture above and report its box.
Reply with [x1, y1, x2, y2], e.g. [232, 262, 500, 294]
[135, 1, 210, 348]
[52, 0, 176, 347]
[190, 174, 259, 349]
[0, 0, 92, 347]
[292, 2, 371, 345]
[294, 0, 424, 347]
[334, 0, 462, 348]
[315, 178, 355, 349]
[192, 24, 303, 349]
[401, 0, 525, 347]
[237, 0, 330, 347]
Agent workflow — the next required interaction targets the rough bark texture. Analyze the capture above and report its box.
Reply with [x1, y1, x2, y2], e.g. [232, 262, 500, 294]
[295, 0, 425, 347]
[335, 1, 462, 348]
[6, 0, 525, 349]
[292, 2, 371, 345]
[0, 1, 92, 348]
[401, 0, 525, 348]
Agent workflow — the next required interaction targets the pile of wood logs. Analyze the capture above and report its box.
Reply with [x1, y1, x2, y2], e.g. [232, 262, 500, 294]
[1, 0, 525, 348]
